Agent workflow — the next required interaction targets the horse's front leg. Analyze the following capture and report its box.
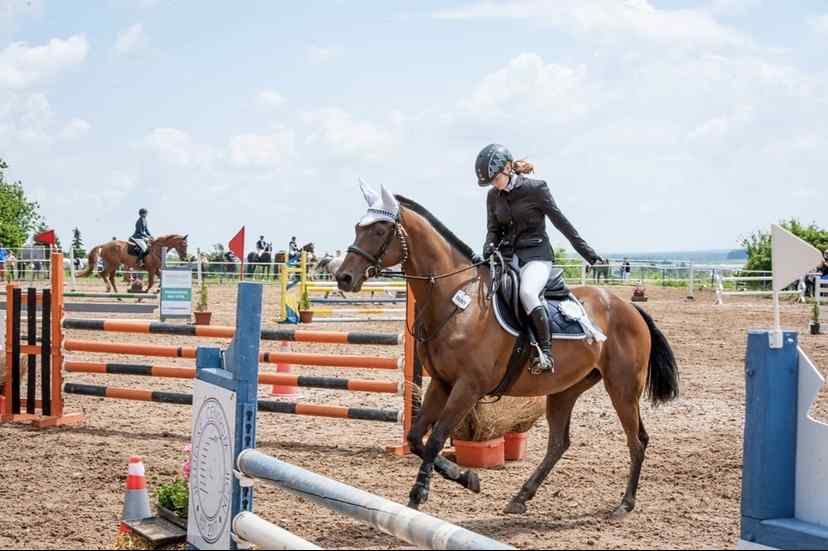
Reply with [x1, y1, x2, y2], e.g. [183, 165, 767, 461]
[408, 380, 480, 510]
[408, 379, 481, 495]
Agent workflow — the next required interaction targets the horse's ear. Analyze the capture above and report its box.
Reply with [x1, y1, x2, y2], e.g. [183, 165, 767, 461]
[183, 234, 189, 241]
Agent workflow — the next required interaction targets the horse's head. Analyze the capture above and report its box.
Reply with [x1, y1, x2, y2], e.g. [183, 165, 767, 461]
[336, 181, 406, 292]
[160, 234, 189, 259]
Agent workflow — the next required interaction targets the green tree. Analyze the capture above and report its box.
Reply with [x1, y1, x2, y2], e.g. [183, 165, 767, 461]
[0, 159, 41, 249]
[71, 227, 86, 258]
[741, 219, 828, 273]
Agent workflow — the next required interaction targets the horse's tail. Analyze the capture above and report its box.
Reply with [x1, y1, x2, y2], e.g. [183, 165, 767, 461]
[77, 246, 101, 278]
[634, 304, 679, 406]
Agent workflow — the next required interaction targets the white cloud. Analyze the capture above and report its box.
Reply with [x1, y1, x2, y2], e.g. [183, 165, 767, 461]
[304, 108, 400, 162]
[256, 89, 286, 109]
[59, 118, 90, 140]
[143, 128, 216, 168]
[114, 24, 146, 56]
[0, 92, 92, 148]
[433, 0, 748, 48]
[306, 45, 343, 65]
[228, 127, 295, 168]
[809, 14, 828, 35]
[0, 35, 88, 89]
[460, 53, 591, 122]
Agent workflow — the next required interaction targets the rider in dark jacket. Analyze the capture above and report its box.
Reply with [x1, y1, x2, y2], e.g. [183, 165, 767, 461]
[131, 208, 152, 265]
[820, 249, 828, 277]
[477, 144, 603, 374]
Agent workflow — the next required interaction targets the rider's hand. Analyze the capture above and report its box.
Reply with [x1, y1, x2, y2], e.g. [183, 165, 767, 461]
[483, 243, 495, 259]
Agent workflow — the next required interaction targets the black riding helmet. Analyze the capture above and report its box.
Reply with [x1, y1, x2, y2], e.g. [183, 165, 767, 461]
[475, 144, 513, 186]
[139, 208, 148, 216]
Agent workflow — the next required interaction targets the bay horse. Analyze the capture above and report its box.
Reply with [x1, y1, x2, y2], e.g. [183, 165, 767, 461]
[247, 244, 273, 279]
[335, 189, 679, 518]
[78, 234, 188, 293]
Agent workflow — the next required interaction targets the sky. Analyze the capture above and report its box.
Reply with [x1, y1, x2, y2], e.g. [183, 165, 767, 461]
[1, 0, 826, 257]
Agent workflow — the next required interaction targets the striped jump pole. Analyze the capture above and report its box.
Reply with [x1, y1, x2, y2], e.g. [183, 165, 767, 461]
[310, 298, 406, 305]
[62, 318, 401, 346]
[313, 316, 406, 323]
[64, 383, 401, 423]
[64, 361, 400, 394]
[63, 339, 402, 370]
[63, 292, 156, 300]
[312, 307, 406, 315]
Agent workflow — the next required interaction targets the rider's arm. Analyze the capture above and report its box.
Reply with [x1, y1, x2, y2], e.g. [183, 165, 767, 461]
[483, 191, 501, 257]
[538, 181, 600, 264]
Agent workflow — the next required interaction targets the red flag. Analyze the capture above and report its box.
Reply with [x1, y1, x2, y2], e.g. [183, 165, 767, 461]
[229, 226, 245, 276]
[34, 229, 56, 246]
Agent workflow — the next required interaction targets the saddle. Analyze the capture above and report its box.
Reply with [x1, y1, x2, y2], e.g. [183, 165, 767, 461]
[486, 252, 604, 396]
[127, 238, 149, 258]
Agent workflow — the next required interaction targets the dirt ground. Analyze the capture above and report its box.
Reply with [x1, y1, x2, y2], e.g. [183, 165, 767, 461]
[1, 282, 826, 550]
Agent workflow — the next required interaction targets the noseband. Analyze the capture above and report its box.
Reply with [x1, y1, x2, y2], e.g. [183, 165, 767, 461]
[347, 222, 410, 277]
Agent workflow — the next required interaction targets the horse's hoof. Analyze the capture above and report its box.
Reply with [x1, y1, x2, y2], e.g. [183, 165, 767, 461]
[503, 500, 527, 515]
[408, 484, 429, 509]
[609, 502, 633, 520]
[461, 470, 481, 494]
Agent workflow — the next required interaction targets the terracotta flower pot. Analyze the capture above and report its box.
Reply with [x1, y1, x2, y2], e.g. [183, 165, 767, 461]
[454, 437, 505, 469]
[504, 431, 529, 462]
[194, 311, 212, 326]
[299, 310, 314, 324]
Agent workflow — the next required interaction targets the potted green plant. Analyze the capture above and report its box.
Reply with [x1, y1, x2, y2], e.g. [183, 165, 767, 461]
[194, 280, 212, 325]
[298, 287, 314, 324]
[810, 301, 821, 335]
[155, 479, 189, 529]
[155, 444, 191, 529]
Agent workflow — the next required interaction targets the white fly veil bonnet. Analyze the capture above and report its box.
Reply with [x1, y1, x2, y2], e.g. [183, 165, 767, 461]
[358, 178, 400, 227]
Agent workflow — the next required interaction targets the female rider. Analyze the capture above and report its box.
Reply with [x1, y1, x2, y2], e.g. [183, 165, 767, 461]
[476, 144, 603, 374]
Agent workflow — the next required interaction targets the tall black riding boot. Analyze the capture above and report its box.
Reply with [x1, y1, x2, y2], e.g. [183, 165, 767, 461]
[529, 305, 554, 374]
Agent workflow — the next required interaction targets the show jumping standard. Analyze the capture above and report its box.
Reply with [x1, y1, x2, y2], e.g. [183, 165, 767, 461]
[335, 184, 680, 517]
[78, 234, 188, 293]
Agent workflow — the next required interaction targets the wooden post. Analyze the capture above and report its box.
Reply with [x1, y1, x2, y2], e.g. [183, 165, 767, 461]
[387, 283, 415, 456]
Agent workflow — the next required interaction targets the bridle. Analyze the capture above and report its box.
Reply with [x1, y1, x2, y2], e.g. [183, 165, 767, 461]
[346, 220, 410, 279]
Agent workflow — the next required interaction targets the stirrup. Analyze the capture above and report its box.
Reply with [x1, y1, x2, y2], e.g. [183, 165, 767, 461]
[528, 345, 555, 375]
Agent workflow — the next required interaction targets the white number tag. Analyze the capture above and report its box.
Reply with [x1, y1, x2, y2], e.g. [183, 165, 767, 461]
[452, 290, 472, 310]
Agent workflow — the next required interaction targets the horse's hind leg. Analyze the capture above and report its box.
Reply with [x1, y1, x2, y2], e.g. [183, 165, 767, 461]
[407, 379, 481, 494]
[604, 373, 649, 518]
[505, 370, 601, 514]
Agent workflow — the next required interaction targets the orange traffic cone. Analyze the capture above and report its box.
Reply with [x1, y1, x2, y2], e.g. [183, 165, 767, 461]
[119, 456, 152, 533]
[271, 341, 299, 398]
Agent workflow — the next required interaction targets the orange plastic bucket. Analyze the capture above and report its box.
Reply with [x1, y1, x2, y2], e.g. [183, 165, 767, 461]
[454, 437, 505, 469]
[504, 431, 529, 461]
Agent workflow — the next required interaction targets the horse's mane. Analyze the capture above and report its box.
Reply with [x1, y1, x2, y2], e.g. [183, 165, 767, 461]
[396, 195, 476, 263]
